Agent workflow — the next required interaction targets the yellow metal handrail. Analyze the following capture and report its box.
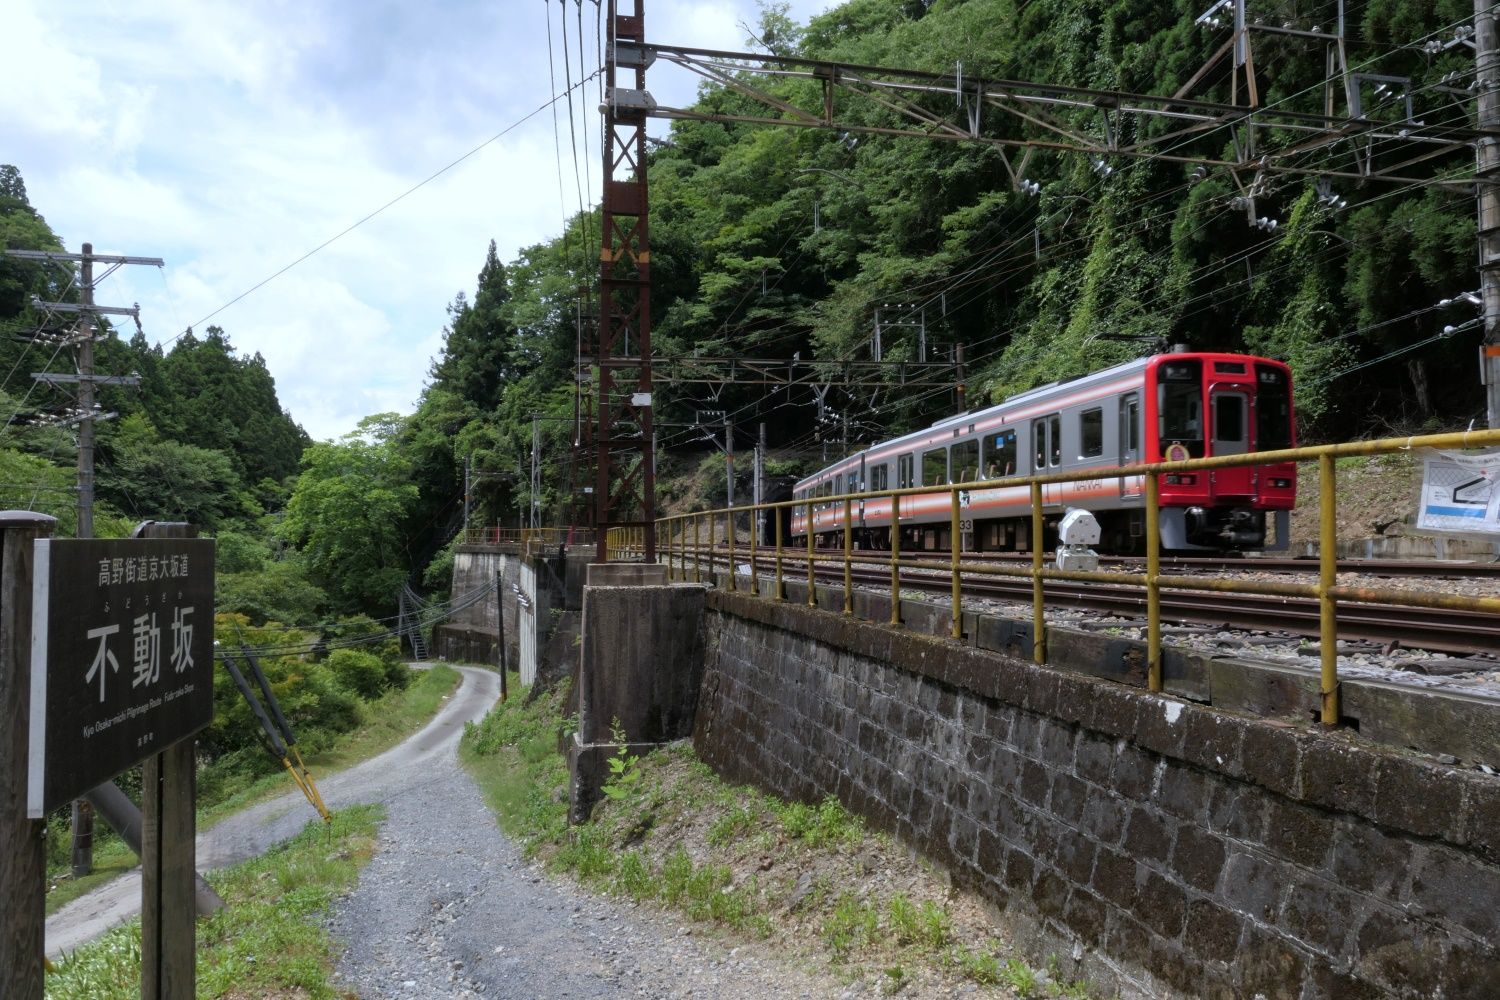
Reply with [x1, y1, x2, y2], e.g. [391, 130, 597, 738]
[657, 428, 1500, 727]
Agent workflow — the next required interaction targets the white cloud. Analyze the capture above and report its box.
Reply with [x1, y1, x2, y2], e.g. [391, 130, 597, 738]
[3, 0, 838, 441]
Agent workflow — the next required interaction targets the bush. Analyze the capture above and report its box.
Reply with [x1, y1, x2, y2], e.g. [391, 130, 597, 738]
[208, 614, 361, 767]
[326, 648, 393, 700]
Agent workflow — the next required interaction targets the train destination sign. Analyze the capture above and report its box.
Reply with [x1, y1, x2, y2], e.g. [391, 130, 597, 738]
[27, 537, 215, 817]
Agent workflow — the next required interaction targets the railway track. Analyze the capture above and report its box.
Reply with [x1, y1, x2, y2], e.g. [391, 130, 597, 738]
[862, 550, 1500, 579]
[682, 548, 1500, 658]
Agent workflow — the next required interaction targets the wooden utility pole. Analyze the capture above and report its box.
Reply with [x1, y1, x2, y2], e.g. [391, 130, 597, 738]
[7, 244, 157, 877]
[1478, 1, 1500, 427]
[0, 511, 56, 1000]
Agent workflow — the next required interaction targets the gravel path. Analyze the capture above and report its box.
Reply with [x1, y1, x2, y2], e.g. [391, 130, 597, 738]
[327, 693, 859, 999]
[45, 664, 500, 958]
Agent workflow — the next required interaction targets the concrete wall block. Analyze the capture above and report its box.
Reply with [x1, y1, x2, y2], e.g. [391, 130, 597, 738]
[1208, 782, 1269, 844]
[1079, 788, 1130, 848]
[1371, 755, 1466, 843]
[1299, 737, 1378, 817]
[1261, 795, 1337, 871]
[1219, 849, 1286, 924]
[1182, 898, 1245, 966]
[1153, 764, 1214, 825]
[1170, 823, 1228, 893]
[1233, 925, 1308, 1000]
[1179, 708, 1248, 779]
[1074, 732, 1116, 786]
[1135, 696, 1190, 758]
[1050, 772, 1090, 827]
[1408, 843, 1500, 942]
[1122, 805, 1176, 867]
[1278, 877, 1364, 959]
[1459, 772, 1500, 867]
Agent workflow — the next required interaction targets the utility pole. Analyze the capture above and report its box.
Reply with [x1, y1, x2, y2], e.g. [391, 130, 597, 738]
[1479, 0, 1500, 427]
[755, 422, 766, 544]
[8, 243, 157, 877]
[955, 342, 966, 413]
[463, 455, 472, 535]
[531, 414, 542, 529]
[725, 421, 734, 509]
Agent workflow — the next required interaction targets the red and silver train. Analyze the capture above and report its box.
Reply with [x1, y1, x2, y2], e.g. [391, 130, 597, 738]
[790, 351, 1296, 553]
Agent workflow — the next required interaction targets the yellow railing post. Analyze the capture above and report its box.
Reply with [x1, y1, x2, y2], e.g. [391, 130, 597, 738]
[749, 505, 759, 598]
[1319, 453, 1340, 725]
[950, 487, 962, 640]
[1146, 472, 1162, 692]
[727, 507, 738, 593]
[806, 501, 817, 607]
[774, 504, 785, 602]
[890, 493, 902, 626]
[709, 511, 717, 589]
[843, 497, 854, 616]
[1030, 481, 1045, 664]
[694, 514, 702, 584]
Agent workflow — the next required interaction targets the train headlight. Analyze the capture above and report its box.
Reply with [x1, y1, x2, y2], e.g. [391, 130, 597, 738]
[1165, 474, 1197, 485]
[1271, 477, 1292, 488]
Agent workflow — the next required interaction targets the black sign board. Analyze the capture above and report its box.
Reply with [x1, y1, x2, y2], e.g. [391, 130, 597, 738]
[27, 537, 214, 817]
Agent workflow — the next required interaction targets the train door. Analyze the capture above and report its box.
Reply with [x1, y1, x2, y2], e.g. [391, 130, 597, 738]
[1119, 392, 1142, 498]
[1032, 414, 1063, 506]
[857, 455, 867, 535]
[1210, 389, 1253, 495]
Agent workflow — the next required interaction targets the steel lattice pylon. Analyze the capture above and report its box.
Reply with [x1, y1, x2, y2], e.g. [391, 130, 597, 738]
[593, 0, 656, 562]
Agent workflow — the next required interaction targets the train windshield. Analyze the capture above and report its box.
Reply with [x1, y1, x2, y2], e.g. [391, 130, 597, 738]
[1157, 359, 1205, 458]
[1255, 365, 1293, 451]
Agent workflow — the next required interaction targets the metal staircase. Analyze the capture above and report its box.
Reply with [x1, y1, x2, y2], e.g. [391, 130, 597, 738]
[397, 585, 430, 661]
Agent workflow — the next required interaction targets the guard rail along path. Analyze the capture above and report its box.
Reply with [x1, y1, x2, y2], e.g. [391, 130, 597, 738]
[612, 428, 1500, 728]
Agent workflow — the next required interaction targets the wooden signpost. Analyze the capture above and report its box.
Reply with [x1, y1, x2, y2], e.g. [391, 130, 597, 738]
[2, 516, 212, 1000]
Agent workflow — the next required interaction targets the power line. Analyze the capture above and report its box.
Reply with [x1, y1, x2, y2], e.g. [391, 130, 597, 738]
[169, 71, 602, 347]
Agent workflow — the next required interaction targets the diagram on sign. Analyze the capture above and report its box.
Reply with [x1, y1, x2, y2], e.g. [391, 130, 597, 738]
[1417, 450, 1500, 536]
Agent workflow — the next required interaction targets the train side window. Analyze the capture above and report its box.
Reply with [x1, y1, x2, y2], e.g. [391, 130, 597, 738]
[985, 429, 1017, 477]
[1048, 414, 1061, 466]
[922, 447, 948, 486]
[869, 464, 889, 491]
[1122, 395, 1140, 454]
[1032, 419, 1046, 470]
[1079, 408, 1104, 458]
[898, 453, 915, 489]
[951, 440, 979, 483]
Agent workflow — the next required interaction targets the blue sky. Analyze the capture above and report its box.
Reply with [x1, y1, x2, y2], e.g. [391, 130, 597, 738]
[3, 0, 835, 440]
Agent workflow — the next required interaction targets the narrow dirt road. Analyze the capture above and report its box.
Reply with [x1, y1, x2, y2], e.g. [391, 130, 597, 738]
[45, 665, 502, 959]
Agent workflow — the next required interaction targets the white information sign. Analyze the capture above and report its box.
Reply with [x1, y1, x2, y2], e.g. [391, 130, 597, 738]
[1416, 448, 1500, 536]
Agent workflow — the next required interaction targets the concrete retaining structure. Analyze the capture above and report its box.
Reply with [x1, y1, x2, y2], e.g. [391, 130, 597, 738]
[568, 565, 708, 822]
[432, 546, 518, 666]
[694, 589, 1500, 999]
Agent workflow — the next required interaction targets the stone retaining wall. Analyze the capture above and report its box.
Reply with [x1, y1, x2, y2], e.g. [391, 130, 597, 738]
[694, 590, 1500, 999]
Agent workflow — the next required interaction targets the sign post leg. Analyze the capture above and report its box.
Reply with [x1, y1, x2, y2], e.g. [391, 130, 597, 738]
[141, 740, 197, 999]
[0, 512, 56, 1000]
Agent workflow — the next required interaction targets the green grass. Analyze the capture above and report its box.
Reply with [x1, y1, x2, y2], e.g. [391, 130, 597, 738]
[46, 805, 381, 999]
[45, 665, 460, 916]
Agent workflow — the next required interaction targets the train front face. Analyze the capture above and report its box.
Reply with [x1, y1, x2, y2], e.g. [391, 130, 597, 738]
[1147, 353, 1297, 549]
